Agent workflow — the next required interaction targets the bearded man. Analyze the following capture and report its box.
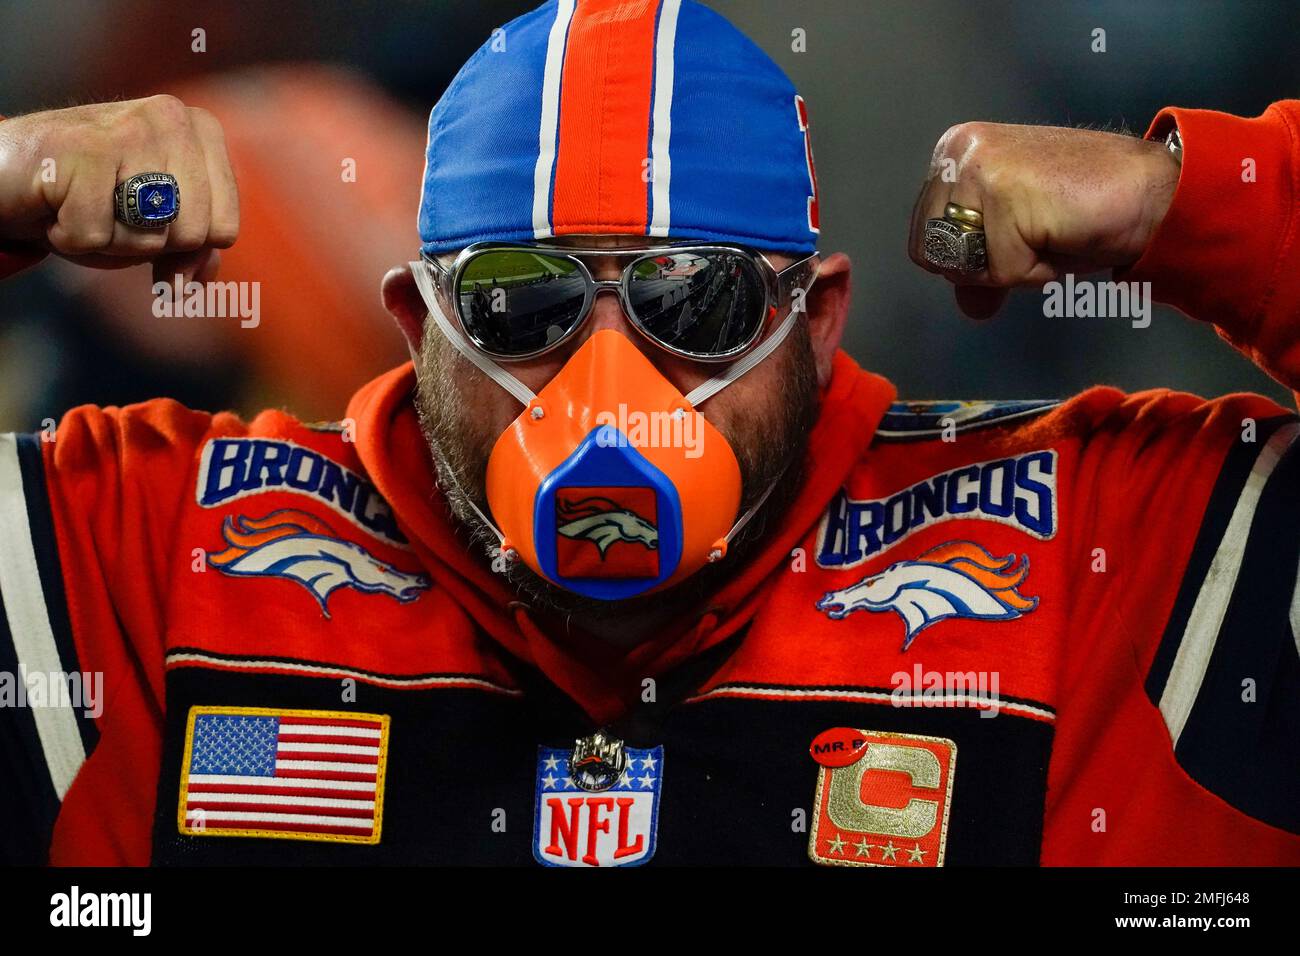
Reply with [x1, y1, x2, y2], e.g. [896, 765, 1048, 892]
[0, 0, 1296, 867]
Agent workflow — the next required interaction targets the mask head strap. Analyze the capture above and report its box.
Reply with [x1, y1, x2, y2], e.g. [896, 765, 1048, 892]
[408, 252, 820, 564]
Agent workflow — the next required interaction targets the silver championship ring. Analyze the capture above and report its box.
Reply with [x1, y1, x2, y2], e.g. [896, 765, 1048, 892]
[113, 172, 180, 229]
[923, 202, 987, 274]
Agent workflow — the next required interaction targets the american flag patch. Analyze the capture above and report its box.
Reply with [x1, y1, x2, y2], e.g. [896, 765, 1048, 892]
[177, 706, 390, 844]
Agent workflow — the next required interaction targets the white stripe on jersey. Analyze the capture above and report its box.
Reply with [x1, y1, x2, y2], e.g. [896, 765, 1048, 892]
[0, 434, 86, 799]
[1160, 421, 1300, 745]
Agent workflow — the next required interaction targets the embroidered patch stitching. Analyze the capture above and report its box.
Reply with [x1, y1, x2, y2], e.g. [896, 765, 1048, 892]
[808, 729, 957, 868]
[817, 539, 1038, 650]
[177, 705, 390, 845]
[532, 744, 664, 867]
[207, 509, 430, 617]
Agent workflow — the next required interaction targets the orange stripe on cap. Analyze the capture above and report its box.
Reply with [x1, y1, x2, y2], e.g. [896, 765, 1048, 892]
[552, 0, 660, 235]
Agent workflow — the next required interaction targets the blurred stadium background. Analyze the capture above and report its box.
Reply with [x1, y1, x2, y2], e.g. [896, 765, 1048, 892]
[2, 0, 1297, 432]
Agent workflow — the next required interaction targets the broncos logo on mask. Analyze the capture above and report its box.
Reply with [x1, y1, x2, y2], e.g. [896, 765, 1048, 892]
[816, 540, 1038, 650]
[556, 495, 659, 557]
[208, 509, 430, 617]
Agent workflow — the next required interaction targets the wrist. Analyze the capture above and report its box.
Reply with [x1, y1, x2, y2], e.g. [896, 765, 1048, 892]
[1124, 103, 1296, 328]
[1132, 133, 1181, 264]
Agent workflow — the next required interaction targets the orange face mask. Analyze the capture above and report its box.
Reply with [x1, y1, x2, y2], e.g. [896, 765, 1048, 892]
[486, 330, 741, 599]
[411, 259, 806, 600]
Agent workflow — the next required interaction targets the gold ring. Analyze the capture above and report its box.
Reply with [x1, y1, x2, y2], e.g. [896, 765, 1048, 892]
[944, 202, 984, 230]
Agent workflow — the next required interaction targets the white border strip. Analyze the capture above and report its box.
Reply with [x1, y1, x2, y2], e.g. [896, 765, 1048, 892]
[686, 684, 1056, 723]
[0, 434, 86, 799]
[1289, 559, 1300, 662]
[532, 0, 576, 239]
[648, 0, 681, 236]
[1160, 421, 1300, 745]
[165, 650, 523, 696]
[874, 401, 1062, 439]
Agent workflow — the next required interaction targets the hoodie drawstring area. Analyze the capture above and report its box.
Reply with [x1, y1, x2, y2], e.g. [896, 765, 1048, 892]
[505, 601, 725, 724]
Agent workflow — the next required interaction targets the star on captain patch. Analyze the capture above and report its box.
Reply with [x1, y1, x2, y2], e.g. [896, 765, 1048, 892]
[808, 729, 956, 867]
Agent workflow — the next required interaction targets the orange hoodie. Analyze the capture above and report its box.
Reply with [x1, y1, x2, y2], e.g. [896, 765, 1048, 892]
[1, 103, 1298, 867]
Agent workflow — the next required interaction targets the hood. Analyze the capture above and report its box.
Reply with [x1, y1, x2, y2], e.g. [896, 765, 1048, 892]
[347, 349, 895, 722]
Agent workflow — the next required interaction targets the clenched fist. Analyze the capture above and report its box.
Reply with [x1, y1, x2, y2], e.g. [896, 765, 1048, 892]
[909, 122, 1181, 318]
[0, 95, 238, 281]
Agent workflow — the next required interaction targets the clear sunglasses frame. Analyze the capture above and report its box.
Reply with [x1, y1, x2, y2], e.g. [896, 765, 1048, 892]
[419, 239, 820, 363]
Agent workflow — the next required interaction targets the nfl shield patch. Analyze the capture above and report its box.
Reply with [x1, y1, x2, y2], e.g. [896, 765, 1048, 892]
[809, 729, 956, 867]
[178, 706, 390, 845]
[533, 734, 664, 867]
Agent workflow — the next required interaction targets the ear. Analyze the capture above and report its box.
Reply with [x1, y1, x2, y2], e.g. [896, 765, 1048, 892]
[803, 251, 851, 388]
[381, 265, 426, 352]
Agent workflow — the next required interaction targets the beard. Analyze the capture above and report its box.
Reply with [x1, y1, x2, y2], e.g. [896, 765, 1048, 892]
[413, 319, 820, 625]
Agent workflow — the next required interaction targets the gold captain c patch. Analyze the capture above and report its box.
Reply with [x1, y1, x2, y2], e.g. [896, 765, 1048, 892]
[809, 728, 956, 867]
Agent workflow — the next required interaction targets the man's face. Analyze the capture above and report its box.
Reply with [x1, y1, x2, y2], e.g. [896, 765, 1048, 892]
[404, 235, 833, 619]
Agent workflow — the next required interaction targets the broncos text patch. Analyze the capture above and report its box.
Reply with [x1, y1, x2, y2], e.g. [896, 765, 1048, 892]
[817, 450, 1057, 569]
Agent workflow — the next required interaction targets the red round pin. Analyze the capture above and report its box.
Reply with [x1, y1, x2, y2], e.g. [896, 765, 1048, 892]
[809, 727, 870, 767]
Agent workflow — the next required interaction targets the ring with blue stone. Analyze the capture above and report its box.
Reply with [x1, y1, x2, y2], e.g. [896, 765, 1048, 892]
[113, 172, 180, 229]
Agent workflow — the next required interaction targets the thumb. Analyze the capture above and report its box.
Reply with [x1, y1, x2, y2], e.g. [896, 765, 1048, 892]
[954, 284, 1008, 320]
[152, 248, 221, 286]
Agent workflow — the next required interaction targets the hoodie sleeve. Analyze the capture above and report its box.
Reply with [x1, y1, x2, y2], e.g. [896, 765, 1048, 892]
[0, 401, 215, 863]
[1126, 101, 1300, 392]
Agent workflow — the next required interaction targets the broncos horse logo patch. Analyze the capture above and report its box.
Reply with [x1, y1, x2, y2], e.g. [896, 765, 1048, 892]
[209, 509, 430, 617]
[816, 540, 1037, 650]
[554, 488, 659, 579]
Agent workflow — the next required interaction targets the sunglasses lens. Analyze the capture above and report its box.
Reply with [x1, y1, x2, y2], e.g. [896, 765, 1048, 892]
[457, 250, 588, 356]
[626, 251, 766, 357]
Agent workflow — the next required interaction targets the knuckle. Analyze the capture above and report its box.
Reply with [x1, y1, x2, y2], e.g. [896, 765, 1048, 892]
[143, 93, 190, 125]
[976, 161, 1006, 194]
[207, 216, 239, 247]
[986, 264, 1014, 286]
[952, 120, 992, 145]
[934, 122, 990, 169]
[125, 229, 168, 253]
[168, 225, 206, 252]
[936, 122, 970, 155]
[187, 106, 225, 140]
[53, 229, 113, 255]
[114, 110, 153, 145]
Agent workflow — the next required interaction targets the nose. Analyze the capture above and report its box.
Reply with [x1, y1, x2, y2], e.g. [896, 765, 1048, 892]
[579, 285, 674, 372]
[568, 255, 637, 343]
[584, 284, 635, 336]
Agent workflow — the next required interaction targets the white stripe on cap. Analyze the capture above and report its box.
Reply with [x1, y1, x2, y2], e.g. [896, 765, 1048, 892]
[532, 0, 576, 239]
[648, 0, 682, 237]
[0, 434, 87, 799]
[1159, 421, 1300, 746]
